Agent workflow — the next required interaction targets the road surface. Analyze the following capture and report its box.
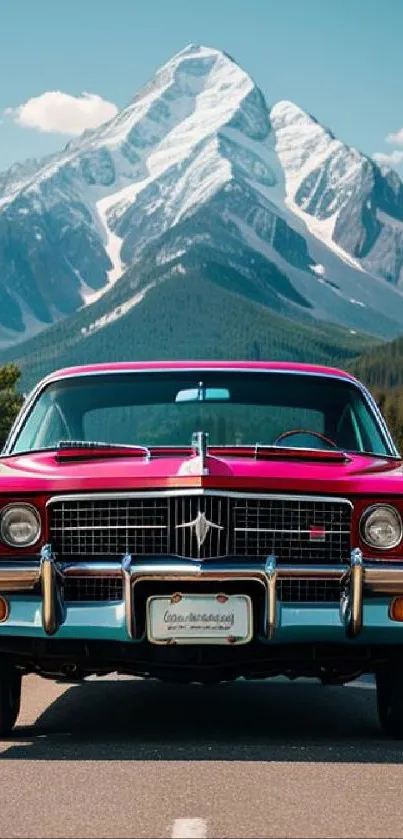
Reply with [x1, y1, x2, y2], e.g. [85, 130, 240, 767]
[0, 674, 401, 838]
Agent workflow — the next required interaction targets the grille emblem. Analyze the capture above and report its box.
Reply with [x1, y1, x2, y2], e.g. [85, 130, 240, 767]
[176, 510, 223, 549]
[309, 525, 326, 542]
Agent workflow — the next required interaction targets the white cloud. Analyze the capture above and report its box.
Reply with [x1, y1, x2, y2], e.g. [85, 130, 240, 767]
[373, 150, 403, 166]
[386, 128, 403, 147]
[5, 91, 118, 136]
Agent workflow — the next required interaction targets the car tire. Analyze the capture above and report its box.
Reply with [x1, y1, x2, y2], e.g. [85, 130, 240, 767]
[0, 663, 22, 736]
[376, 665, 403, 739]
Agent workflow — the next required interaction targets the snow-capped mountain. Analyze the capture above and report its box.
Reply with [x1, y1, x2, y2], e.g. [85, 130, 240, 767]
[271, 101, 403, 285]
[1, 43, 403, 352]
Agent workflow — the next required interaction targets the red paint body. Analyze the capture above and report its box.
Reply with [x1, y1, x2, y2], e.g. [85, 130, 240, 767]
[1, 361, 402, 559]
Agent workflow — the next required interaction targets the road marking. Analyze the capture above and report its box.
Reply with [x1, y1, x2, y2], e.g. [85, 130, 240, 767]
[171, 818, 207, 838]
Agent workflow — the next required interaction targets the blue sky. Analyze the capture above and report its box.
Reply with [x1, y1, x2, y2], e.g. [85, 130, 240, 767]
[1, 0, 402, 172]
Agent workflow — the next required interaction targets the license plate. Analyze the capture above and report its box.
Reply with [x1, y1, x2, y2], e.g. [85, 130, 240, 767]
[147, 593, 252, 645]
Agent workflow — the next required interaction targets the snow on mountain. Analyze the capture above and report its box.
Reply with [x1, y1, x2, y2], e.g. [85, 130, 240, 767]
[271, 101, 403, 285]
[2, 43, 403, 351]
[0, 155, 57, 200]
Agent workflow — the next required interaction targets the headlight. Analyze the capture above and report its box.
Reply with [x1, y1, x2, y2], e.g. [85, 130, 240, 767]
[0, 504, 41, 548]
[360, 504, 402, 550]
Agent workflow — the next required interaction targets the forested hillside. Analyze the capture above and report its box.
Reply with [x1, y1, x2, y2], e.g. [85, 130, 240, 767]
[351, 337, 403, 389]
[0, 274, 376, 392]
[350, 338, 403, 451]
[0, 364, 24, 448]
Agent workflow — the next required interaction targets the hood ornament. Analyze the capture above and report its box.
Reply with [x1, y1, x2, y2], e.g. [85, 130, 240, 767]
[176, 509, 224, 549]
[191, 430, 209, 475]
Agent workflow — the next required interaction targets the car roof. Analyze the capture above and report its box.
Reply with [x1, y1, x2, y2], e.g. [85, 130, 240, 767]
[42, 360, 358, 383]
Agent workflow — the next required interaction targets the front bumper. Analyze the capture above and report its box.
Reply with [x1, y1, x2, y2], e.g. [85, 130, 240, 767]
[0, 547, 403, 644]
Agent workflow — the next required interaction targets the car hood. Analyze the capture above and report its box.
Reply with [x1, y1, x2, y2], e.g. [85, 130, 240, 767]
[0, 449, 402, 496]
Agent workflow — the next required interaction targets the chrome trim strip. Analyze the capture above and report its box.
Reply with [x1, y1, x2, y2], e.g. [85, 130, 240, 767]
[59, 562, 349, 580]
[234, 528, 349, 535]
[4, 367, 398, 458]
[51, 525, 168, 532]
[0, 564, 41, 590]
[365, 567, 403, 594]
[46, 490, 354, 506]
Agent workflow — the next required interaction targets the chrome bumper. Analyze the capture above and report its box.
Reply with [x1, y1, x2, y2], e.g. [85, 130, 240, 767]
[0, 546, 402, 640]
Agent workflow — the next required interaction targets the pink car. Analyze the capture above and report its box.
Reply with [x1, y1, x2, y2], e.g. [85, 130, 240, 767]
[0, 360, 402, 736]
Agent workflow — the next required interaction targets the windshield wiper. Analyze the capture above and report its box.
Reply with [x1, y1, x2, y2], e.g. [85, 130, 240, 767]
[56, 440, 151, 462]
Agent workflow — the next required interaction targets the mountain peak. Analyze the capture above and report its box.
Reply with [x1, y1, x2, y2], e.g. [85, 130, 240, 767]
[137, 41, 253, 101]
[83, 40, 263, 181]
[169, 43, 220, 58]
[158, 42, 240, 66]
[165, 43, 242, 72]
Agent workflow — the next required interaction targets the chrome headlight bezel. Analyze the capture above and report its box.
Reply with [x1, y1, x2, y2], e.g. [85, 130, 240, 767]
[360, 504, 403, 551]
[0, 503, 41, 548]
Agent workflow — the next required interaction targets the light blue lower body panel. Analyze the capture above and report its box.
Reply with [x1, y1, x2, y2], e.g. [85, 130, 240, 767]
[277, 601, 403, 643]
[0, 596, 402, 644]
[0, 597, 128, 641]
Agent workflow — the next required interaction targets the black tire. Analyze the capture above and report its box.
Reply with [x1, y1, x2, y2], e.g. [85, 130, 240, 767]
[376, 665, 403, 739]
[0, 663, 22, 736]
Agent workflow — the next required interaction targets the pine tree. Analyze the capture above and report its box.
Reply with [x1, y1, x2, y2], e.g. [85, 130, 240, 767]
[0, 364, 24, 449]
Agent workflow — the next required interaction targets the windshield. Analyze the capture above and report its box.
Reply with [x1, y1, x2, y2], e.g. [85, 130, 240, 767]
[9, 370, 391, 456]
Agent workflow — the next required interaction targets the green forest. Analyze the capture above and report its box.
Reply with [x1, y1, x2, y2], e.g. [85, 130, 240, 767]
[369, 388, 403, 451]
[349, 336, 403, 451]
[0, 364, 24, 449]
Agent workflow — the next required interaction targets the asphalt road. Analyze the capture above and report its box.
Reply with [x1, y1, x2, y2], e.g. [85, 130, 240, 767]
[0, 674, 402, 838]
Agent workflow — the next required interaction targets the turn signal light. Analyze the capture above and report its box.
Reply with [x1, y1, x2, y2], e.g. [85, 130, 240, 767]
[390, 597, 403, 621]
[0, 596, 9, 622]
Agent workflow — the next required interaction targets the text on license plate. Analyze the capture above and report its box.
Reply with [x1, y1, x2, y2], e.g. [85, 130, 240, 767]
[147, 593, 252, 645]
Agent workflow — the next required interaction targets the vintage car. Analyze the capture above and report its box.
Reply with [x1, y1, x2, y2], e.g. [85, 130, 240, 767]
[1, 360, 403, 736]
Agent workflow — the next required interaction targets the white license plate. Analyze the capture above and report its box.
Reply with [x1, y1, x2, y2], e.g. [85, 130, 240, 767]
[147, 593, 252, 645]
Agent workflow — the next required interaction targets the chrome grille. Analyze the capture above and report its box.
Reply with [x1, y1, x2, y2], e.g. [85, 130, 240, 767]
[232, 497, 351, 564]
[49, 493, 351, 564]
[64, 576, 123, 602]
[50, 497, 169, 556]
[278, 579, 341, 603]
[62, 576, 341, 603]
